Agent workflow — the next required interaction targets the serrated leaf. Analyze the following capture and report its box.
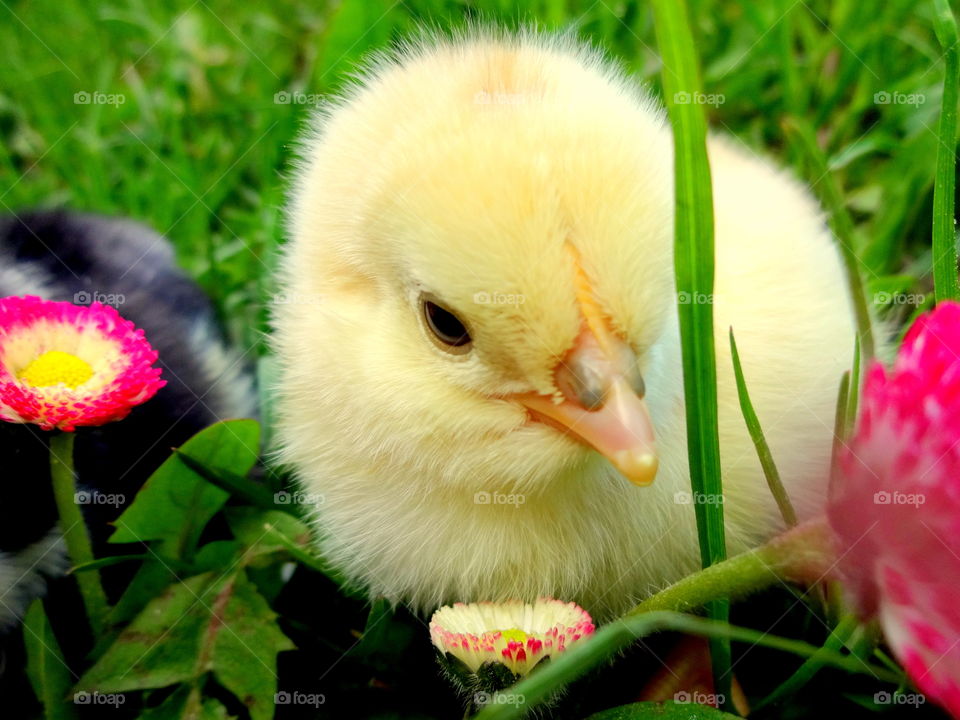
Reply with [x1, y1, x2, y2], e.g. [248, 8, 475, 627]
[585, 702, 741, 719]
[109, 420, 261, 558]
[138, 685, 235, 720]
[224, 507, 311, 555]
[108, 558, 183, 626]
[77, 569, 293, 720]
[210, 571, 295, 720]
[23, 599, 78, 720]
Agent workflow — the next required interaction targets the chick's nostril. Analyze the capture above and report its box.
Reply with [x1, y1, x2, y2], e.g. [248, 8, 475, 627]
[556, 351, 609, 411]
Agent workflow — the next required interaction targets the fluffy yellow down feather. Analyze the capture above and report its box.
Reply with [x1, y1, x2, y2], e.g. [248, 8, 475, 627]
[273, 29, 856, 619]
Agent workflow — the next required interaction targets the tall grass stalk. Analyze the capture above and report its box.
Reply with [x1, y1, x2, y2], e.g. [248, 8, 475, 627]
[649, 0, 730, 705]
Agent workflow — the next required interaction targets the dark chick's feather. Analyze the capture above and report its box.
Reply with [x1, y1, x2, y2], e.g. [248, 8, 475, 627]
[0, 210, 256, 627]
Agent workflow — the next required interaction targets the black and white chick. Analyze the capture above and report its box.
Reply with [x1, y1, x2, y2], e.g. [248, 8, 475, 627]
[0, 209, 255, 628]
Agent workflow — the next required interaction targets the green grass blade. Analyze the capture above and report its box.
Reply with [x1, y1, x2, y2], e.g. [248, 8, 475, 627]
[753, 614, 859, 710]
[830, 371, 852, 483]
[844, 336, 861, 439]
[782, 118, 876, 361]
[729, 328, 798, 527]
[650, 0, 730, 704]
[23, 599, 79, 720]
[931, 0, 959, 302]
[472, 611, 899, 720]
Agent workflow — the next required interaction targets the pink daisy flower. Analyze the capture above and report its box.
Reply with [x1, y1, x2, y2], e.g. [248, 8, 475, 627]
[430, 598, 595, 679]
[0, 295, 165, 431]
[828, 300, 960, 716]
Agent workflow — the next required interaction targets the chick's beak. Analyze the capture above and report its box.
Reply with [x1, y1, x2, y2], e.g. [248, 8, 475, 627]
[516, 326, 658, 486]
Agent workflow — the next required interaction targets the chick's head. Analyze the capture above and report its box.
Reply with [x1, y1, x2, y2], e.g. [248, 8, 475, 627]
[275, 32, 682, 610]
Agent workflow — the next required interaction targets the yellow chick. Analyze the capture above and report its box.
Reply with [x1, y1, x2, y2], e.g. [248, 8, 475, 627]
[273, 29, 855, 619]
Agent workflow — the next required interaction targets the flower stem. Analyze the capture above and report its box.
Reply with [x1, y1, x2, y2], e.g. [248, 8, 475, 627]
[49, 432, 109, 635]
[627, 519, 833, 616]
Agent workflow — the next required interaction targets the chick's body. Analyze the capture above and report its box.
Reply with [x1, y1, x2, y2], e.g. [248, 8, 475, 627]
[275, 32, 854, 618]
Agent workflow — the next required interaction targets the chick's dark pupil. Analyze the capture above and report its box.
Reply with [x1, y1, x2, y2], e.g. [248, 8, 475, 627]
[425, 301, 470, 346]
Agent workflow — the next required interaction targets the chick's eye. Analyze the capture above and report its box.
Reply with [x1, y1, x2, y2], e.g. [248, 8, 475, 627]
[423, 299, 471, 349]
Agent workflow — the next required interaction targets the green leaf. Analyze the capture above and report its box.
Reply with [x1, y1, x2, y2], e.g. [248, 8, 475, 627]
[138, 685, 235, 720]
[109, 420, 261, 559]
[174, 450, 292, 517]
[585, 702, 741, 719]
[352, 598, 415, 670]
[210, 572, 295, 720]
[77, 570, 294, 720]
[23, 599, 78, 720]
[224, 507, 352, 589]
[108, 559, 182, 626]
[224, 507, 312, 555]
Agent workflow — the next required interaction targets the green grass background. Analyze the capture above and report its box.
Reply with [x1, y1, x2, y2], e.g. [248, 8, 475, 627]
[1, 0, 954, 354]
[0, 2, 957, 717]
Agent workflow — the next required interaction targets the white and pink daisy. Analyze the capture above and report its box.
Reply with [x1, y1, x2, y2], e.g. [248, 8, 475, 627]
[0, 295, 165, 431]
[430, 598, 595, 678]
[829, 301, 960, 717]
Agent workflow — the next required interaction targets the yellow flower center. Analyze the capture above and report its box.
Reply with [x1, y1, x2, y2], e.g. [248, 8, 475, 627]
[18, 351, 94, 388]
[501, 629, 528, 643]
